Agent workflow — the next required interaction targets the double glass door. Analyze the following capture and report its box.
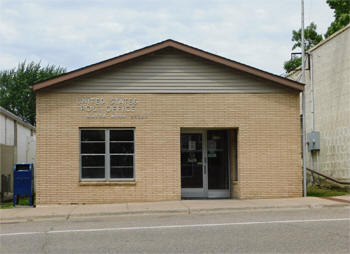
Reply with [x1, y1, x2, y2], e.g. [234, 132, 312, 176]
[181, 130, 230, 198]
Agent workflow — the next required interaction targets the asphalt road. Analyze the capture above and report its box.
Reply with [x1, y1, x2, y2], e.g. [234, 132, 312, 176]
[1, 207, 349, 253]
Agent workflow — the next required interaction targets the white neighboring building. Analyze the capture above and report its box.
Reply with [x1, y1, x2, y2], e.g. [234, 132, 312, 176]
[0, 106, 36, 200]
[288, 24, 350, 181]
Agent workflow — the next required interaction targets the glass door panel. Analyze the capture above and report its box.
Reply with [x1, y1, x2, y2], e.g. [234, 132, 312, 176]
[207, 130, 229, 190]
[181, 133, 203, 189]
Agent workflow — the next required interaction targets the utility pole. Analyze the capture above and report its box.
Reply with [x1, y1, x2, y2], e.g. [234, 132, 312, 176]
[301, 0, 307, 197]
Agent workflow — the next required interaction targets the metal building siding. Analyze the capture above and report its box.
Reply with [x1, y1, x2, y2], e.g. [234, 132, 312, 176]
[50, 51, 292, 93]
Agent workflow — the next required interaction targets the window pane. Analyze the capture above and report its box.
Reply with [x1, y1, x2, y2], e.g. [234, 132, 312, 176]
[82, 155, 105, 167]
[82, 167, 105, 178]
[81, 130, 105, 141]
[110, 130, 133, 141]
[110, 167, 133, 178]
[81, 143, 105, 154]
[111, 155, 133, 167]
[110, 143, 134, 153]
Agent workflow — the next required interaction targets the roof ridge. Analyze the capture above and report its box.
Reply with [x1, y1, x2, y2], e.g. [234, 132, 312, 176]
[31, 39, 304, 92]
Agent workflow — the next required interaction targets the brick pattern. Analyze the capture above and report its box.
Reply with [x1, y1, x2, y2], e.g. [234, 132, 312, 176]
[36, 93, 302, 204]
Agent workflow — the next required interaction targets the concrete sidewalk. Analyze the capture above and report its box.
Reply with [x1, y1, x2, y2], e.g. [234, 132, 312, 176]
[1, 196, 349, 223]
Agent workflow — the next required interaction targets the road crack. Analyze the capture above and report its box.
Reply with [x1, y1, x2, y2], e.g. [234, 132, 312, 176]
[41, 226, 53, 254]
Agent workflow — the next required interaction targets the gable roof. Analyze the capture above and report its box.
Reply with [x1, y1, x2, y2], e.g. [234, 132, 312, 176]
[31, 39, 304, 92]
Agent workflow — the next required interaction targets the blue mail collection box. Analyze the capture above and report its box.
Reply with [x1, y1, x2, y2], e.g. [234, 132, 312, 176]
[13, 163, 34, 206]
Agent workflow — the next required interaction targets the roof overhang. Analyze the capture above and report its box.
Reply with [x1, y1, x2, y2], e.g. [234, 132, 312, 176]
[31, 39, 304, 92]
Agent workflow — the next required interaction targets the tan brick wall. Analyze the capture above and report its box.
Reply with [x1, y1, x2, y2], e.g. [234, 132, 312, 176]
[36, 92, 302, 204]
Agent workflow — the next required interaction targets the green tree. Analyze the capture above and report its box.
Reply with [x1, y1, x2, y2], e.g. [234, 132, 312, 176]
[325, 0, 350, 38]
[284, 22, 323, 73]
[284, 57, 302, 73]
[0, 62, 65, 125]
[291, 22, 323, 51]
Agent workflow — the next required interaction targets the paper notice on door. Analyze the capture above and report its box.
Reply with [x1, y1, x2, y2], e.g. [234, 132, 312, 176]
[189, 140, 196, 151]
[208, 140, 216, 152]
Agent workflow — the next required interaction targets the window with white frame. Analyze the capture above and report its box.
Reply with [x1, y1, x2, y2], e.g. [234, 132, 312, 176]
[80, 129, 135, 180]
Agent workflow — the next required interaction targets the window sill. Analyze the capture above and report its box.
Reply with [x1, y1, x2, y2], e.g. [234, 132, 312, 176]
[79, 181, 136, 186]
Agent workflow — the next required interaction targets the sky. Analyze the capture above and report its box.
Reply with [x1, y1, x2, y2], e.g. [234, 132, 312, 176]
[0, 0, 334, 75]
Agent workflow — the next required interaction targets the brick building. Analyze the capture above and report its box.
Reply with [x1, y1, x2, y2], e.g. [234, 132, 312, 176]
[31, 40, 304, 204]
[287, 24, 350, 181]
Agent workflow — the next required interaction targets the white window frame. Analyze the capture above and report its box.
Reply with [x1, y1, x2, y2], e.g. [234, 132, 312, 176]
[80, 128, 135, 181]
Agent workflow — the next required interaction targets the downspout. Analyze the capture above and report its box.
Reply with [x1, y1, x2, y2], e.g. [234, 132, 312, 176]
[310, 53, 314, 183]
[310, 53, 320, 183]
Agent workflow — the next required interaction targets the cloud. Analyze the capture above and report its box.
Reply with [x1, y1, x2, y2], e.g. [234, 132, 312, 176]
[0, 0, 334, 74]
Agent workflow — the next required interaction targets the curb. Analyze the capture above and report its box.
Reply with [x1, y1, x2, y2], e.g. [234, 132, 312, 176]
[1, 202, 348, 224]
